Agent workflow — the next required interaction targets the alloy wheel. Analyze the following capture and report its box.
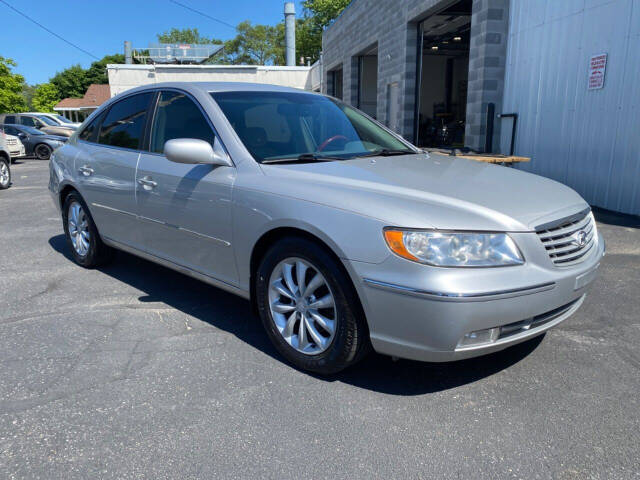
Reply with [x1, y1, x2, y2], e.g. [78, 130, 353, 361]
[68, 201, 90, 256]
[0, 162, 9, 187]
[268, 257, 337, 355]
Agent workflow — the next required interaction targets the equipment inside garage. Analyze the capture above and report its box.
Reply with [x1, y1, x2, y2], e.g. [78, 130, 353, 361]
[415, 0, 471, 148]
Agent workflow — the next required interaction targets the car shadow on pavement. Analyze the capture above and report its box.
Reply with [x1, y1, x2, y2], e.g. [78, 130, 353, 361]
[49, 234, 543, 396]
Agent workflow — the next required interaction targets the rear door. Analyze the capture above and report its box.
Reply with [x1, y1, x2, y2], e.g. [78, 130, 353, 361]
[135, 89, 237, 285]
[75, 92, 153, 249]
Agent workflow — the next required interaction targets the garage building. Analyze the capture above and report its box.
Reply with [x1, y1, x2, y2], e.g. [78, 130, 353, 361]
[321, 0, 640, 215]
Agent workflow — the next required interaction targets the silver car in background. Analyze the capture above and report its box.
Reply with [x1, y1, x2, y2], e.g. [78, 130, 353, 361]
[49, 82, 605, 374]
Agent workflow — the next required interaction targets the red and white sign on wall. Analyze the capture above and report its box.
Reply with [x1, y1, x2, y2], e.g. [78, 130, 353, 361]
[588, 53, 607, 90]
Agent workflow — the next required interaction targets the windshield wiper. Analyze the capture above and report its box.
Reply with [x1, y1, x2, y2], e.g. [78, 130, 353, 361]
[262, 153, 345, 164]
[354, 148, 416, 158]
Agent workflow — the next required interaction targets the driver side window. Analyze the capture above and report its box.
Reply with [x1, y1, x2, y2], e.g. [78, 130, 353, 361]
[150, 91, 216, 154]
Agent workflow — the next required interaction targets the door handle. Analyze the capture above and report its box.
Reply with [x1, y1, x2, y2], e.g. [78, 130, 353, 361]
[78, 165, 94, 176]
[137, 176, 158, 190]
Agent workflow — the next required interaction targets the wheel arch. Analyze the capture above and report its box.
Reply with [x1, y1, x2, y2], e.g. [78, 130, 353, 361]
[248, 226, 367, 329]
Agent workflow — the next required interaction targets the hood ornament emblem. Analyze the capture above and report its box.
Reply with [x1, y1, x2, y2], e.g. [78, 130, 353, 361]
[571, 230, 588, 247]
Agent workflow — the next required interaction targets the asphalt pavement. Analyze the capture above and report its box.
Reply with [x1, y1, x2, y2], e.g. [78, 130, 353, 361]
[1, 159, 639, 479]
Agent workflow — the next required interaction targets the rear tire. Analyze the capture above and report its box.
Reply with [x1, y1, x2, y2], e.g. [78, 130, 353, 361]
[0, 157, 10, 189]
[255, 237, 370, 374]
[62, 191, 113, 268]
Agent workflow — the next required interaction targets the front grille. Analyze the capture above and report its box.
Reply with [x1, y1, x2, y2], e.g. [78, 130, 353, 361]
[6, 138, 17, 146]
[536, 211, 596, 267]
[498, 298, 580, 340]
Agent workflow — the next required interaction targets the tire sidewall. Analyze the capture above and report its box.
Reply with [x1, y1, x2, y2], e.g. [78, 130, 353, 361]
[35, 144, 52, 160]
[62, 192, 102, 268]
[256, 238, 365, 374]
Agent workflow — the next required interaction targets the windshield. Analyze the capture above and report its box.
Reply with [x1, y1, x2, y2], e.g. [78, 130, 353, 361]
[36, 115, 58, 126]
[210, 91, 414, 162]
[50, 114, 74, 124]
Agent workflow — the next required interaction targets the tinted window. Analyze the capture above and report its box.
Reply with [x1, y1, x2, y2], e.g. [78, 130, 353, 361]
[21, 116, 38, 127]
[150, 91, 215, 153]
[79, 111, 106, 142]
[2, 126, 18, 136]
[211, 91, 409, 162]
[5, 115, 16, 124]
[36, 115, 57, 126]
[98, 93, 152, 149]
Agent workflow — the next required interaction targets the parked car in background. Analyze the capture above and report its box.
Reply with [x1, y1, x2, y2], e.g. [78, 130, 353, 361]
[26, 112, 81, 128]
[0, 131, 11, 189]
[0, 124, 66, 160]
[49, 82, 605, 374]
[0, 113, 75, 138]
[4, 134, 25, 161]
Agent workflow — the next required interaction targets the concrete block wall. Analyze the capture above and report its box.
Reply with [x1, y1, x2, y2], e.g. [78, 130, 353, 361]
[322, 0, 511, 151]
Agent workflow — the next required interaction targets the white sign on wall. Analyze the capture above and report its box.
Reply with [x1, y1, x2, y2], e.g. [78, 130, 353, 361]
[588, 53, 607, 90]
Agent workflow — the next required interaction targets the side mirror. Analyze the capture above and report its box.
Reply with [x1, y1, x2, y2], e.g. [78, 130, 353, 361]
[164, 138, 232, 167]
[18, 133, 27, 139]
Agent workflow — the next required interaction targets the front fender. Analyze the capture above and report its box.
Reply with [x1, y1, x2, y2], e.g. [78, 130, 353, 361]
[232, 186, 391, 292]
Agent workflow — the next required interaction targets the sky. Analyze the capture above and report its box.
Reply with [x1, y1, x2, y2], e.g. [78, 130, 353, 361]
[1, 0, 306, 85]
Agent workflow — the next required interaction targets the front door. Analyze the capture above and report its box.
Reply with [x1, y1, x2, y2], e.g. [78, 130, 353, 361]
[75, 92, 153, 249]
[135, 90, 237, 286]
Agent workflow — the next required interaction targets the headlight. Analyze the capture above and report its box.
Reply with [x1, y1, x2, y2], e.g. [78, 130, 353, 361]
[383, 229, 524, 267]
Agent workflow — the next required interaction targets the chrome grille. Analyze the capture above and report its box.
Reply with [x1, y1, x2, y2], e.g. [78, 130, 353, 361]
[6, 138, 17, 146]
[536, 211, 597, 266]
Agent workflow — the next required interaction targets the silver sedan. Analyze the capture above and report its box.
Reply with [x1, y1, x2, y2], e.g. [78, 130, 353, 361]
[49, 82, 605, 374]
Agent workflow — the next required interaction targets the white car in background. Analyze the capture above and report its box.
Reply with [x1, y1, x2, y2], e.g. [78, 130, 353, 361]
[0, 130, 12, 189]
[4, 134, 25, 161]
[25, 112, 81, 128]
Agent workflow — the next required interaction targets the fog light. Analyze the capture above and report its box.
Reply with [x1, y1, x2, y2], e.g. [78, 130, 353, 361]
[457, 327, 500, 348]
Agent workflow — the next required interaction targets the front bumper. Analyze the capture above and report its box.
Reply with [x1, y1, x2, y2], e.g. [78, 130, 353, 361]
[349, 231, 605, 362]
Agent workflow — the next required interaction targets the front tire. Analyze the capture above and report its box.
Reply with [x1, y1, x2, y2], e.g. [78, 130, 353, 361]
[255, 237, 370, 374]
[0, 157, 10, 189]
[34, 143, 52, 160]
[62, 192, 112, 268]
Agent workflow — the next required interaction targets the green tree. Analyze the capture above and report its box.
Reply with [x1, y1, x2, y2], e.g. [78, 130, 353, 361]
[85, 54, 125, 85]
[0, 56, 27, 113]
[157, 27, 222, 44]
[49, 64, 88, 99]
[49, 54, 124, 99]
[225, 21, 282, 65]
[302, 0, 351, 27]
[31, 83, 60, 113]
[21, 83, 37, 110]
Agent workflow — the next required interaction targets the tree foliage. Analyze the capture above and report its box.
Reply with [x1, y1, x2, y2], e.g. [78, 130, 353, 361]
[157, 27, 223, 45]
[50, 54, 124, 99]
[32, 83, 61, 113]
[0, 56, 27, 113]
[225, 21, 282, 65]
[302, 0, 351, 28]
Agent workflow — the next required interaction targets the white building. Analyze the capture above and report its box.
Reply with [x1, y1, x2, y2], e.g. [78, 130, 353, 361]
[107, 64, 314, 97]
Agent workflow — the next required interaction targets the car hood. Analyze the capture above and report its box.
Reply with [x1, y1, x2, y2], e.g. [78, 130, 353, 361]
[258, 153, 588, 231]
[40, 134, 67, 142]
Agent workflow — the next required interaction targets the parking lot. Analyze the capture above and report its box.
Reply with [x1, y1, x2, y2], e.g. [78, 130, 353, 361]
[0, 159, 639, 479]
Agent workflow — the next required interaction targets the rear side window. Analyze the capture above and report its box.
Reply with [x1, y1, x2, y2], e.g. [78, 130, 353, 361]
[150, 91, 216, 153]
[4, 115, 16, 124]
[21, 116, 38, 127]
[98, 92, 152, 149]
[78, 111, 106, 142]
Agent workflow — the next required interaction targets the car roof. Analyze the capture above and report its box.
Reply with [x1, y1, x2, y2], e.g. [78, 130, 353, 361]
[123, 81, 318, 95]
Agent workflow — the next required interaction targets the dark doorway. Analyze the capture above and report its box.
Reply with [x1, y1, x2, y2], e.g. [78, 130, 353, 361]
[356, 44, 378, 119]
[415, 0, 471, 148]
[329, 67, 344, 100]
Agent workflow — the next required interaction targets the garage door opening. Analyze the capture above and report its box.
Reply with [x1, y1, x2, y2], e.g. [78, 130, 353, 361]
[356, 44, 378, 119]
[415, 0, 471, 148]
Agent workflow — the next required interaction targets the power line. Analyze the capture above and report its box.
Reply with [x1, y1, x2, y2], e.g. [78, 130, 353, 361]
[168, 0, 237, 31]
[0, 0, 99, 60]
